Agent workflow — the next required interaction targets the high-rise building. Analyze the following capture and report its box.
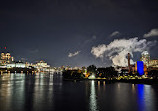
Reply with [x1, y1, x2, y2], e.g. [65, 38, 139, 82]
[140, 51, 150, 67]
[0, 52, 14, 64]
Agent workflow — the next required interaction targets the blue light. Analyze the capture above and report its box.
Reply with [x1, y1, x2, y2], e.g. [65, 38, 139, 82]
[137, 84, 145, 111]
[137, 61, 144, 75]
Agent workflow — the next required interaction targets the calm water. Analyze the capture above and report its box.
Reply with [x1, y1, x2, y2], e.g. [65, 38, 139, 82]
[0, 73, 158, 111]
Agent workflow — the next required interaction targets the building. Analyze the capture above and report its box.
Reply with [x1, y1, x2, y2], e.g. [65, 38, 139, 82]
[134, 61, 148, 75]
[0, 52, 14, 64]
[36, 60, 50, 68]
[140, 51, 158, 68]
[117, 52, 158, 76]
[149, 59, 158, 67]
[6, 62, 26, 68]
[140, 51, 150, 67]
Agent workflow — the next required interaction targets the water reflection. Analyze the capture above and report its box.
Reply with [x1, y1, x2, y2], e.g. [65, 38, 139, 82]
[0, 73, 26, 111]
[89, 80, 98, 111]
[137, 84, 156, 111]
[0, 74, 158, 111]
[0, 74, 12, 111]
[137, 84, 145, 111]
[132, 84, 136, 93]
[32, 73, 54, 111]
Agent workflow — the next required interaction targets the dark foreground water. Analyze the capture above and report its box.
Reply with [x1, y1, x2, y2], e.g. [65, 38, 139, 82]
[0, 73, 158, 111]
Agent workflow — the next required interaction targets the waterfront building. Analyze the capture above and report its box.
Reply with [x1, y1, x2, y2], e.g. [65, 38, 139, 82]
[35, 60, 52, 73]
[140, 51, 150, 67]
[0, 52, 14, 64]
[7, 62, 26, 68]
[135, 61, 144, 75]
[149, 59, 158, 68]
[36, 60, 50, 68]
[140, 51, 158, 68]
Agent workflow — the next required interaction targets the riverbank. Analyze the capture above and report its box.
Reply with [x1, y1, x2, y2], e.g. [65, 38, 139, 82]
[1, 73, 158, 85]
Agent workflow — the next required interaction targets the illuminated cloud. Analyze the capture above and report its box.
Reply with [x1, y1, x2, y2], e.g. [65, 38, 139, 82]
[68, 51, 80, 57]
[110, 31, 120, 37]
[91, 37, 156, 66]
[144, 29, 158, 38]
[91, 44, 106, 58]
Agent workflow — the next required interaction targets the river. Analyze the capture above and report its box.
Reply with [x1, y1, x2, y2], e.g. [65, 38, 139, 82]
[0, 73, 158, 111]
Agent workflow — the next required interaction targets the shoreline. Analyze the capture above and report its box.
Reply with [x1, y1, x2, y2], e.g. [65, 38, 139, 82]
[1, 73, 158, 85]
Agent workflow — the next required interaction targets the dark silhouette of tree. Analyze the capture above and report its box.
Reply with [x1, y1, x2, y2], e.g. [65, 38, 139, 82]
[87, 65, 97, 75]
[62, 70, 84, 80]
[148, 70, 158, 79]
[97, 66, 118, 79]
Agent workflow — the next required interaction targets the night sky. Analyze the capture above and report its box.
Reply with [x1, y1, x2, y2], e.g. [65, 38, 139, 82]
[0, 0, 158, 67]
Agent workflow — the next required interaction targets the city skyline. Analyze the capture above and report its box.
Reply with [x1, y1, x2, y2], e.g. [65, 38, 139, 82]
[0, 0, 158, 67]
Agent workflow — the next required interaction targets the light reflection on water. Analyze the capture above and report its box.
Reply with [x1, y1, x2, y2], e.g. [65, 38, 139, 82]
[137, 84, 156, 111]
[90, 80, 98, 111]
[0, 73, 158, 111]
[137, 84, 145, 111]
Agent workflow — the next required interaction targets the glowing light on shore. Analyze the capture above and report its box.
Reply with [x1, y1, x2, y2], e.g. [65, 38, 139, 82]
[88, 74, 96, 79]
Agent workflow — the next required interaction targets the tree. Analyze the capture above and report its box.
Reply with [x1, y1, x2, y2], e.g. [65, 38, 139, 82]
[97, 67, 118, 79]
[87, 65, 97, 75]
[62, 70, 84, 80]
[148, 70, 158, 79]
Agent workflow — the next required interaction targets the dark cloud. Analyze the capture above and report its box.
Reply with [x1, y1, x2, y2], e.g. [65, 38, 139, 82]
[0, 0, 158, 67]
